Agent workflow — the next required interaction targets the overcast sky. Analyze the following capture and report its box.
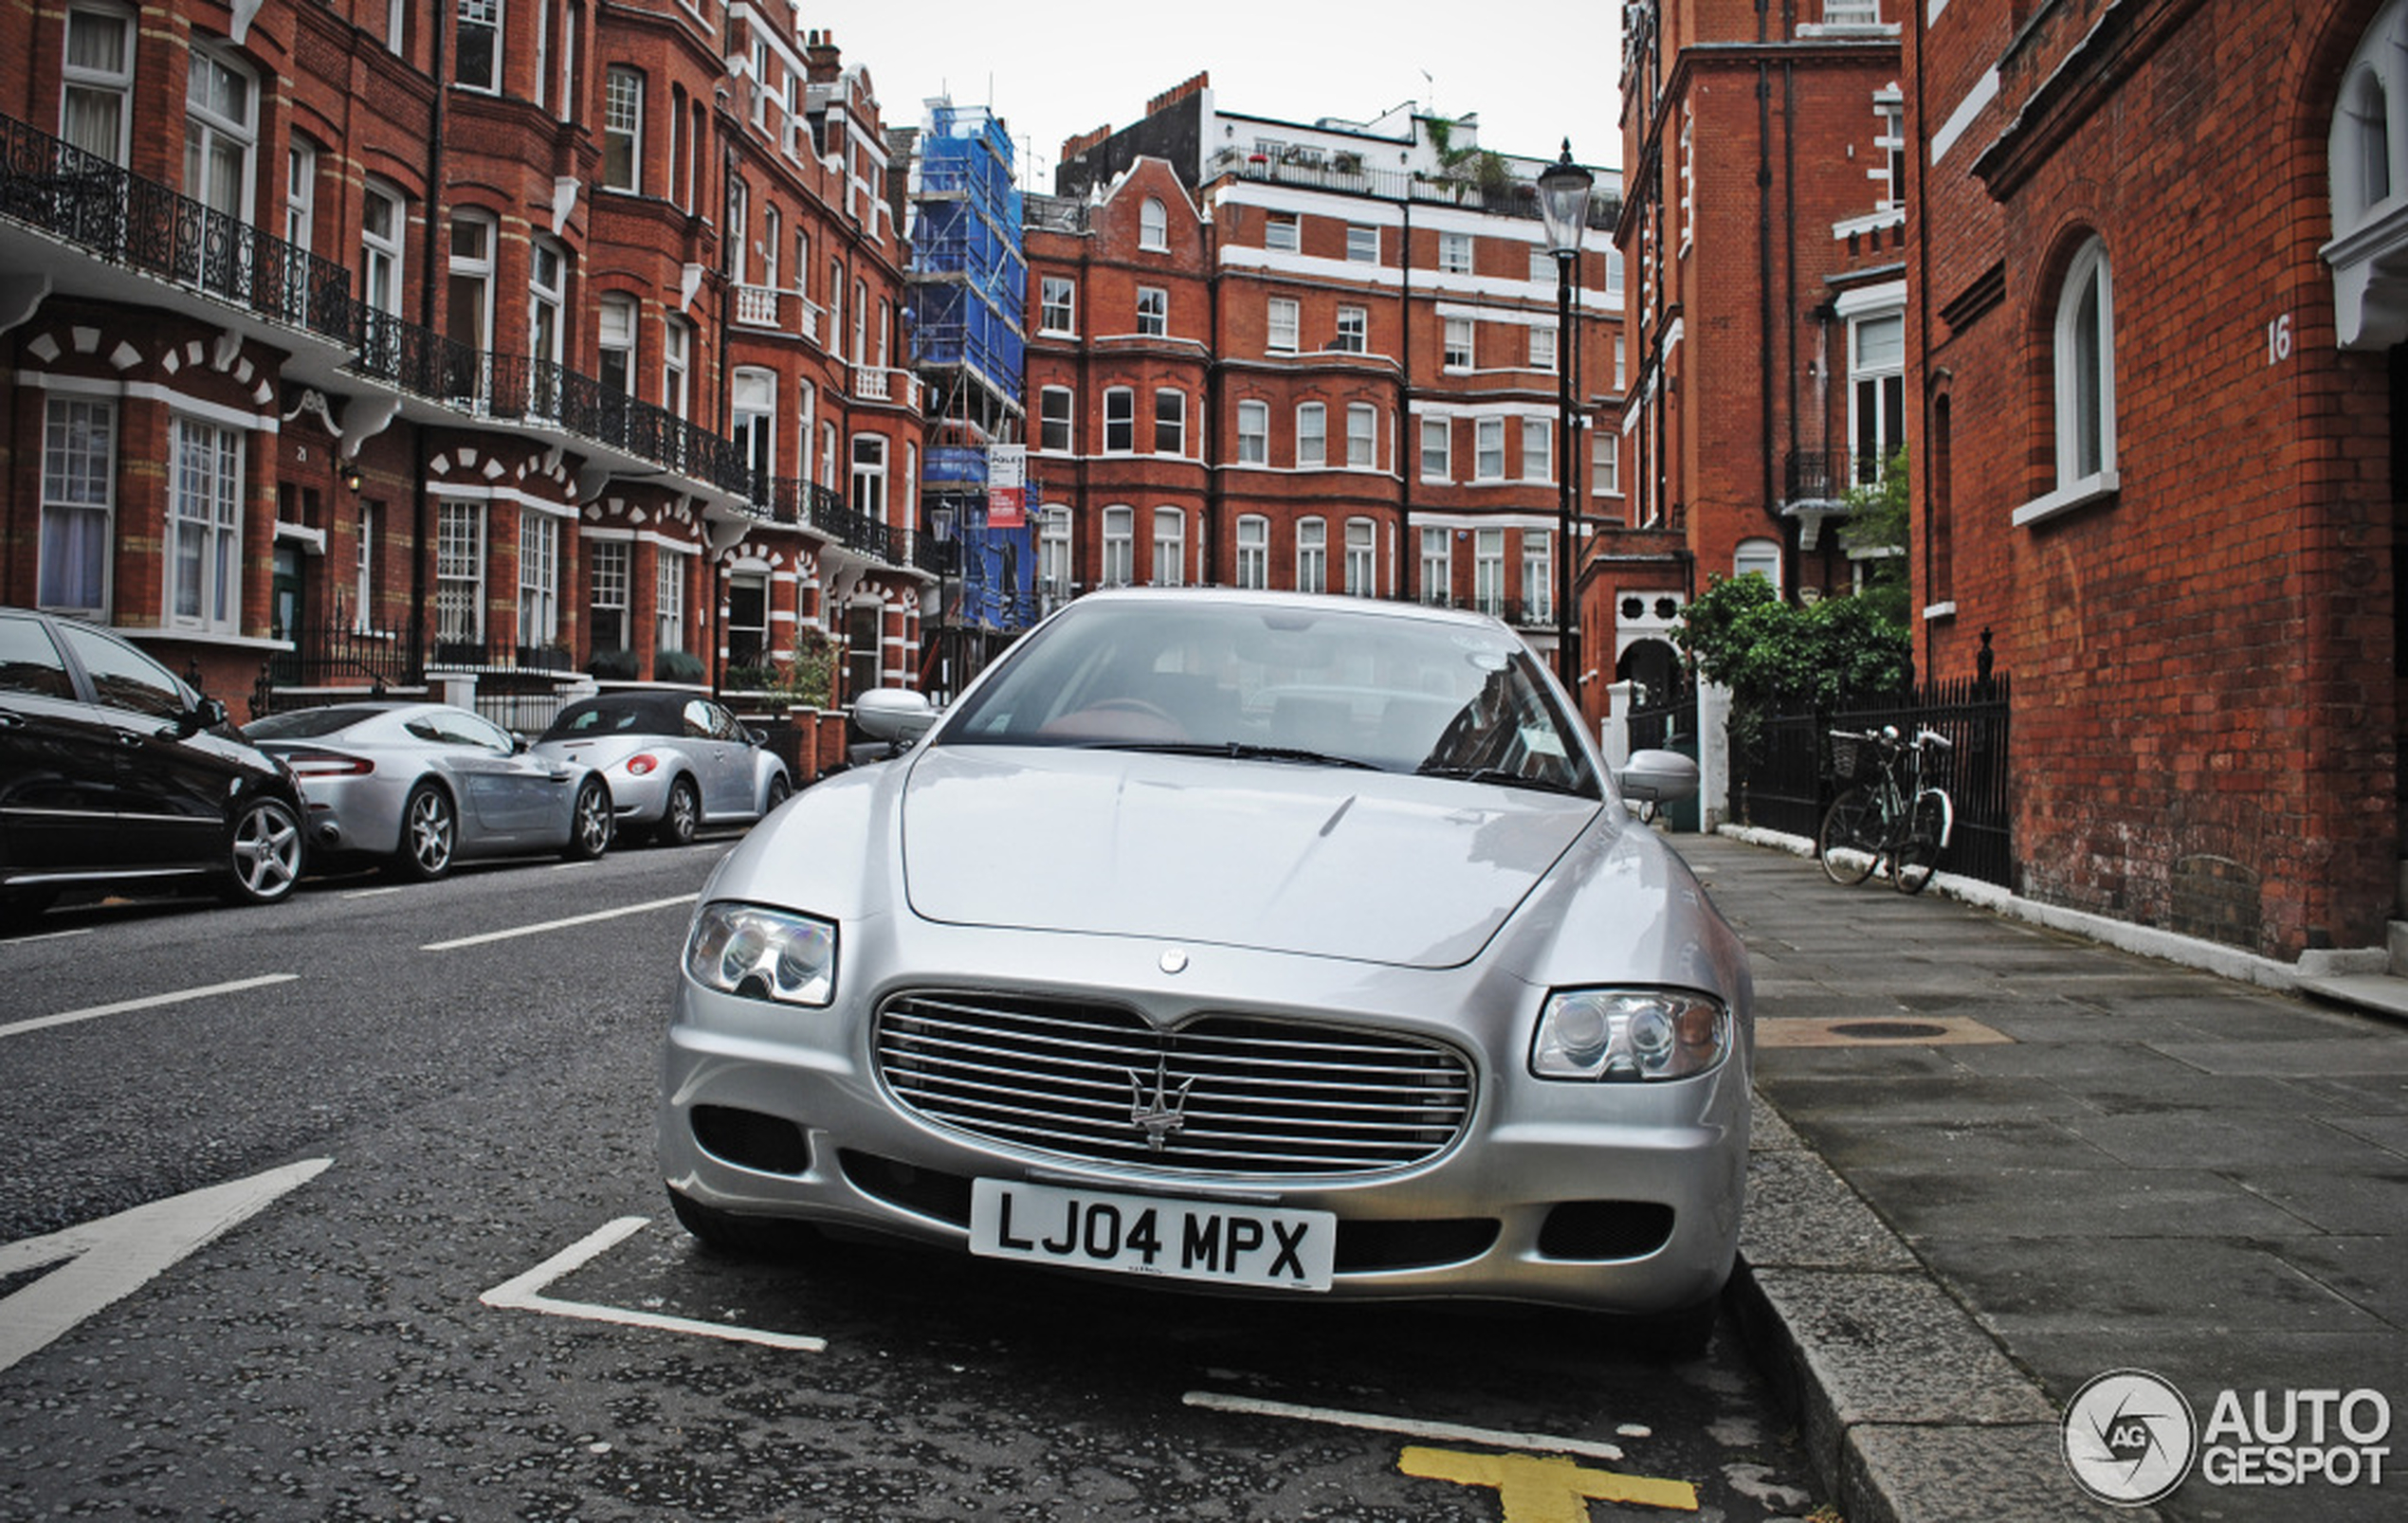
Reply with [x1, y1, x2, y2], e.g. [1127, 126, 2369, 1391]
[805, 2, 1628, 190]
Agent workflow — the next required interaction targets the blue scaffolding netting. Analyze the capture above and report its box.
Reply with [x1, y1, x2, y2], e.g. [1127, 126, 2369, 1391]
[910, 104, 1033, 635]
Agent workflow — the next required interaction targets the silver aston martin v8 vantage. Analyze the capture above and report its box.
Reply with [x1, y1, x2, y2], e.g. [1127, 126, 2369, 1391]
[658, 589, 1752, 1344]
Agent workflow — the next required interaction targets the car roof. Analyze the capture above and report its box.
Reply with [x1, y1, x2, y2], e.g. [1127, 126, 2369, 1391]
[546, 692, 689, 733]
[1066, 586, 1508, 633]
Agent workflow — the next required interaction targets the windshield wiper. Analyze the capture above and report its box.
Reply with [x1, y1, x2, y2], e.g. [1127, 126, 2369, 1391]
[1093, 739, 1379, 770]
[1414, 762, 1593, 797]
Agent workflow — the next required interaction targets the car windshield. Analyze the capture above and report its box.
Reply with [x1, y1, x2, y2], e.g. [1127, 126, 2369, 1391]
[246, 706, 384, 739]
[939, 597, 1598, 797]
[539, 701, 654, 739]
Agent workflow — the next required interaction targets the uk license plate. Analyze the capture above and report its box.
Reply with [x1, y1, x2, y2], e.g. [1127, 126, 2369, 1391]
[969, 1178, 1335, 1292]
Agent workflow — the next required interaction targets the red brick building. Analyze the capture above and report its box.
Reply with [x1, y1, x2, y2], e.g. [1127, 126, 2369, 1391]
[1614, 0, 1908, 705]
[1031, 77, 1623, 719]
[0, 3, 927, 722]
[1906, 0, 2403, 963]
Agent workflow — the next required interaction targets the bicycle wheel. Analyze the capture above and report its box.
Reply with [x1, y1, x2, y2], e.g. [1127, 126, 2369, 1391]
[1891, 792, 1947, 895]
[1817, 787, 1882, 885]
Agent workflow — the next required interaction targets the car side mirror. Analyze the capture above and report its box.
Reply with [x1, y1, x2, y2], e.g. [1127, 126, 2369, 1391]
[1616, 748, 1700, 805]
[854, 688, 939, 745]
[179, 696, 228, 735]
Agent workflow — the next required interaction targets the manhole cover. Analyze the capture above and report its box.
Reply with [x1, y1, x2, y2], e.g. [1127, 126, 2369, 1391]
[1828, 1021, 1952, 1040]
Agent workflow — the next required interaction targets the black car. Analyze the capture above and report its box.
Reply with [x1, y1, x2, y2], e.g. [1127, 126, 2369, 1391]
[0, 607, 305, 926]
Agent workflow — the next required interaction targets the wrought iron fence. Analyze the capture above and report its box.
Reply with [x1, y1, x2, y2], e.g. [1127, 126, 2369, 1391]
[1729, 676, 2015, 889]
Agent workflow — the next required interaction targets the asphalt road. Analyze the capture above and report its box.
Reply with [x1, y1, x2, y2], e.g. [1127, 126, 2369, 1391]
[0, 836, 1825, 1522]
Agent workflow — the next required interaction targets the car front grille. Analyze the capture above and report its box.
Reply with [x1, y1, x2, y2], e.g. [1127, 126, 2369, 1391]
[872, 991, 1474, 1177]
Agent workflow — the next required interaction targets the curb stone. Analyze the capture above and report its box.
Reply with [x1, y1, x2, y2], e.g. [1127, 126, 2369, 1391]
[1731, 1092, 2161, 1522]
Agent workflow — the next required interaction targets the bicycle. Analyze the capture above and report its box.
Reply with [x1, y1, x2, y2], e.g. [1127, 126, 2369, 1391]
[1817, 725, 1955, 894]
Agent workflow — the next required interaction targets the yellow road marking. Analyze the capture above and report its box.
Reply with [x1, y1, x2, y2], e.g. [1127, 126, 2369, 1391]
[1399, 1445, 1700, 1520]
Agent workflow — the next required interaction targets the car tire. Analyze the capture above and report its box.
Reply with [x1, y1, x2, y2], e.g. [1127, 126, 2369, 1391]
[220, 796, 304, 905]
[763, 772, 792, 814]
[564, 777, 612, 861]
[393, 782, 457, 881]
[656, 776, 701, 846]
[667, 1188, 810, 1257]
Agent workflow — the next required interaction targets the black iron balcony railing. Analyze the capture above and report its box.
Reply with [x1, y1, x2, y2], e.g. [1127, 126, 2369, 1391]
[1, 112, 355, 344]
[0, 109, 755, 501]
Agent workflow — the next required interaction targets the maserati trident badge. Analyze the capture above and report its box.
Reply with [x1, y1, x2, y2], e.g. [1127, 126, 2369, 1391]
[1127, 1057, 1195, 1151]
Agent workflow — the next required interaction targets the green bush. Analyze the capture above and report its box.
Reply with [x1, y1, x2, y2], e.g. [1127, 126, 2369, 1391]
[655, 649, 706, 684]
[586, 647, 638, 680]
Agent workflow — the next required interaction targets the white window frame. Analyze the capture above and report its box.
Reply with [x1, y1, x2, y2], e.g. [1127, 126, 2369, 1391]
[1039, 386, 1074, 452]
[604, 65, 643, 191]
[1296, 517, 1327, 593]
[1140, 197, 1168, 250]
[1439, 231, 1473, 274]
[663, 316, 691, 419]
[1593, 431, 1621, 497]
[456, 0, 502, 94]
[1137, 285, 1168, 336]
[1523, 529, 1553, 623]
[655, 549, 686, 654]
[1235, 515, 1268, 589]
[1850, 309, 1906, 487]
[1420, 526, 1450, 606]
[1296, 403, 1326, 468]
[435, 499, 484, 644]
[1475, 417, 1505, 480]
[1343, 518, 1376, 597]
[597, 294, 637, 395]
[1152, 507, 1184, 587]
[588, 537, 629, 651]
[1104, 388, 1135, 453]
[1736, 538, 1781, 589]
[39, 396, 115, 616]
[1039, 506, 1072, 598]
[1266, 214, 1299, 253]
[2054, 238, 2116, 490]
[1346, 404, 1377, 469]
[1530, 323, 1557, 371]
[185, 42, 257, 229]
[1153, 390, 1185, 456]
[1236, 400, 1268, 464]
[1473, 528, 1505, 616]
[1040, 276, 1076, 335]
[1345, 224, 1378, 263]
[1268, 297, 1300, 354]
[362, 182, 406, 316]
[1445, 317, 1474, 370]
[1103, 505, 1134, 587]
[518, 511, 558, 649]
[167, 415, 242, 634]
[1335, 305, 1367, 354]
[850, 432, 888, 519]
[61, 3, 134, 165]
[352, 499, 376, 634]
[1420, 416, 1450, 481]
[1523, 418, 1553, 482]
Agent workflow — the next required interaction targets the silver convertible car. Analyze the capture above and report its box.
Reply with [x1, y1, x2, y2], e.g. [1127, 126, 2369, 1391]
[659, 590, 1751, 1348]
[244, 701, 613, 879]
[529, 693, 791, 846]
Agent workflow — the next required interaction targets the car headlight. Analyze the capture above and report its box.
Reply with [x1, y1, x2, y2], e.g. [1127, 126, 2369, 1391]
[1531, 989, 1729, 1081]
[684, 902, 837, 1007]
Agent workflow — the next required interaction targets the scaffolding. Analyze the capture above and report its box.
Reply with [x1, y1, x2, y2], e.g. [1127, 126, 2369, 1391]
[909, 101, 1035, 685]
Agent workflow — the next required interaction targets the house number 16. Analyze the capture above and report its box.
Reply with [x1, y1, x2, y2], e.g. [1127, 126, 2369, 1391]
[2268, 313, 2293, 365]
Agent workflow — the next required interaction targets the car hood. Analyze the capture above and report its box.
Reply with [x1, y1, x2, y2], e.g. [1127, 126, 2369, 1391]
[899, 746, 1598, 970]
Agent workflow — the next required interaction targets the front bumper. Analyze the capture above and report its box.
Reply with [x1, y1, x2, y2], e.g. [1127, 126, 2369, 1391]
[658, 923, 1748, 1315]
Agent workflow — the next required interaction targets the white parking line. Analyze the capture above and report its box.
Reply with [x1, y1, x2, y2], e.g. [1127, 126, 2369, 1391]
[0, 973, 300, 1042]
[421, 894, 695, 952]
[3, 926, 94, 945]
[1182, 1390, 1628, 1462]
[480, 1216, 826, 1351]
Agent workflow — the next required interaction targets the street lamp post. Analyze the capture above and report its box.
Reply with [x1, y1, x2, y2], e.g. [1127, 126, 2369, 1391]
[1536, 140, 1594, 697]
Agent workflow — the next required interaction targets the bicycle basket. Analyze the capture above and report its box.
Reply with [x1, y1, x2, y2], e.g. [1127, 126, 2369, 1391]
[1830, 734, 1866, 781]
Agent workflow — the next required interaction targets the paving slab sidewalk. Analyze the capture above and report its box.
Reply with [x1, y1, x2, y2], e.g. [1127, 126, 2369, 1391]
[1679, 831, 2408, 1523]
